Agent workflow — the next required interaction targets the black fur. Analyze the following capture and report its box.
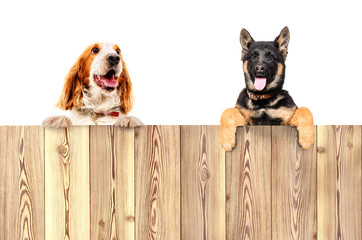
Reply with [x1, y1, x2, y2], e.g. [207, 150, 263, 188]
[236, 27, 298, 125]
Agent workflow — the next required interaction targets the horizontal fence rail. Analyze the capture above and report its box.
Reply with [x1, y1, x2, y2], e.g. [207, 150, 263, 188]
[0, 126, 361, 240]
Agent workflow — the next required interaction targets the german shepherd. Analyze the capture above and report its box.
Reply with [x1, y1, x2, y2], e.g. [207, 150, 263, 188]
[220, 26, 314, 151]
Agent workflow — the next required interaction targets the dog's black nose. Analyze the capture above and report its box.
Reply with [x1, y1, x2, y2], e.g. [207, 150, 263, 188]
[107, 54, 120, 66]
[255, 64, 265, 72]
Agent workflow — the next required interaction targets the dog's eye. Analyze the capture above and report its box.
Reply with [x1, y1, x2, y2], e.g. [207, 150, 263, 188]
[92, 47, 99, 54]
[116, 49, 120, 55]
[265, 52, 273, 58]
[251, 51, 258, 58]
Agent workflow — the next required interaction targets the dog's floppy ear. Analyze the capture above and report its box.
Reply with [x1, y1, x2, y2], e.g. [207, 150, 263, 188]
[118, 56, 134, 115]
[57, 56, 86, 110]
[274, 26, 290, 61]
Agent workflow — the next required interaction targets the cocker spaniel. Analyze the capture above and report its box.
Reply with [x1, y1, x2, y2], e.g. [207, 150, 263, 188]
[42, 42, 143, 127]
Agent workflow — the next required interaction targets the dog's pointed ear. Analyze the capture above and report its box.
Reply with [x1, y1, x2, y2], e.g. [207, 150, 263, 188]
[240, 28, 254, 59]
[118, 57, 134, 115]
[57, 56, 85, 110]
[274, 26, 290, 60]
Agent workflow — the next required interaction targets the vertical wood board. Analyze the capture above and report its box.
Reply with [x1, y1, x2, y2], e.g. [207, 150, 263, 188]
[181, 125, 225, 240]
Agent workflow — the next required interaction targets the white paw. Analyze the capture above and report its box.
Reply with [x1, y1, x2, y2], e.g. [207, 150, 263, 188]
[42, 116, 72, 128]
[115, 116, 143, 127]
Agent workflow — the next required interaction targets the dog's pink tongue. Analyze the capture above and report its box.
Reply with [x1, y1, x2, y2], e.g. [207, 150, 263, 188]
[254, 77, 266, 91]
[102, 76, 118, 87]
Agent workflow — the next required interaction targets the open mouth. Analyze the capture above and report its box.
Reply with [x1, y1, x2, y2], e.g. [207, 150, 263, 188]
[94, 70, 118, 91]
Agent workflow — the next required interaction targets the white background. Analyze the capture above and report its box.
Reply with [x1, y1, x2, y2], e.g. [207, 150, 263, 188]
[0, 0, 361, 125]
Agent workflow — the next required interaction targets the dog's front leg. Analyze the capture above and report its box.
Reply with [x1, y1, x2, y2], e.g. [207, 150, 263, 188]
[220, 108, 246, 151]
[290, 107, 315, 150]
[114, 116, 144, 127]
[42, 115, 72, 128]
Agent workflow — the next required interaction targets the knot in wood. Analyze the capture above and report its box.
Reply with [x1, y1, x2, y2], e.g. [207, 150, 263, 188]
[317, 147, 325, 153]
[57, 145, 67, 155]
[99, 220, 105, 227]
[126, 215, 135, 222]
[201, 168, 210, 181]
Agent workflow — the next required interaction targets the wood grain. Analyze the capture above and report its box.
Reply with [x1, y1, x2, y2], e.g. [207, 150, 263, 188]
[226, 126, 272, 240]
[0, 126, 44, 240]
[181, 125, 225, 240]
[317, 125, 362, 240]
[135, 126, 180, 240]
[90, 126, 134, 240]
[272, 126, 317, 240]
[45, 126, 90, 240]
[0, 125, 361, 240]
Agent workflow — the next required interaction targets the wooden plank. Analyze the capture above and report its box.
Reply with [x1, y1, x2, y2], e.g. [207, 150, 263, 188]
[90, 126, 134, 240]
[317, 125, 362, 240]
[135, 126, 180, 240]
[45, 126, 90, 240]
[181, 125, 225, 240]
[0, 126, 44, 240]
[226, 126, 272, 240]
[272, 126, 317, 240]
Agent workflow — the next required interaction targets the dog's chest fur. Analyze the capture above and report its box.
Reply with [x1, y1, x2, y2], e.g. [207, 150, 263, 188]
[69, 85, 122, 125]
[236, 89, 297, 125]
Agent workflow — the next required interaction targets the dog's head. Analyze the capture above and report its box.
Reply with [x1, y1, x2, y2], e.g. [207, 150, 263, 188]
[240, 26, 290, 93]
[57, 42, 133, 114]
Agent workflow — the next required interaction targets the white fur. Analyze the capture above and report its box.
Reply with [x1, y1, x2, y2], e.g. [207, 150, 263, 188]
[42, 42, 143, 128]
[90, 42, 123, 80]
[72, 42, 124, 125]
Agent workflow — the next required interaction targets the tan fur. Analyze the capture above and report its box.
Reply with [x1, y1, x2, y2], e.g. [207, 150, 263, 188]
[276, 62, 283, 75]
[236, 104, 296, 125]
[243, 60, 249, 74]
[268, 94, 285, 107]
[290, 107, 314, 149]
[266, 63, 283, 91]
[220, 106, 314, 151]
[243, 61, 255, 90]
[220, 108, 246, 151]
[236, 104, 254, 124]
[240, 28, 253, 50]
[240, 28, 254, 59]
[275, 26, 290, 61]
[266, 106, 296, 125]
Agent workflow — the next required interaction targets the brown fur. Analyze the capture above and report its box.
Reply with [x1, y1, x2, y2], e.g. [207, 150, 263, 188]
[57, 44, 97, 110]
[290, 107, 314, 149]
[220, 108, 246, 151]
[118, 53, 133, 114]
[221, 106, 313, 150]
[57, 43, 133, 114]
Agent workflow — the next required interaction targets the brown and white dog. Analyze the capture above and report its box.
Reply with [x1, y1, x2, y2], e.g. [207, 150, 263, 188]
[42, 42, 143, 127]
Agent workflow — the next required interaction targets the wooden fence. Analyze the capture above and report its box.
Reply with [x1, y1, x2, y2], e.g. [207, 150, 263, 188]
[0, 126, 361, 240]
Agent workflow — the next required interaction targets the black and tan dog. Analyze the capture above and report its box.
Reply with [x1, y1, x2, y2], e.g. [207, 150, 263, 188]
[220, 26, 314, 151]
